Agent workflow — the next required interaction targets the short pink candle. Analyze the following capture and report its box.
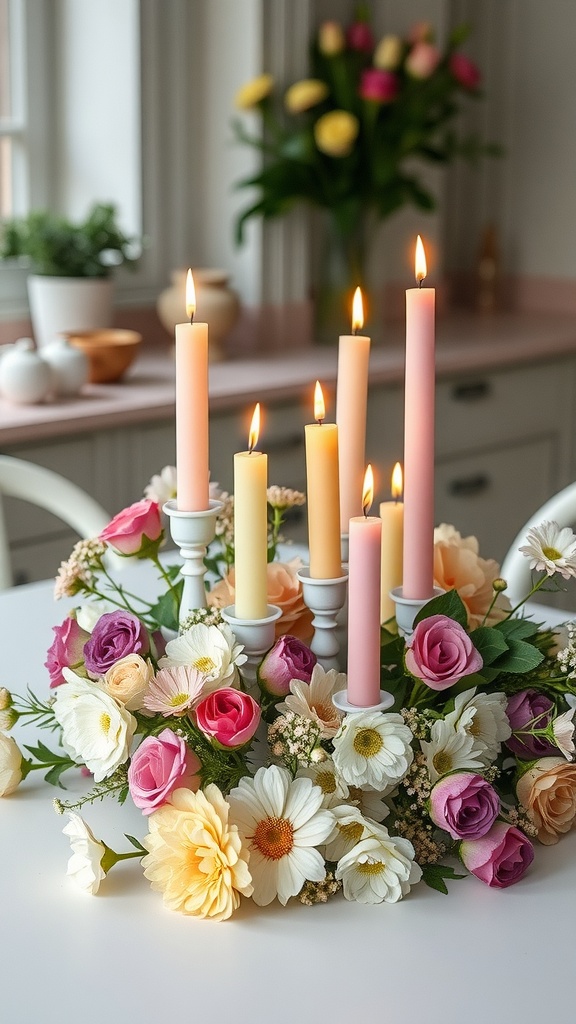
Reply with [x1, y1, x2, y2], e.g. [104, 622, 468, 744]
[336, 287, 371, 531]
[403, 237, 435, 599]
[175, 270, 210, 511]
[347, 466, 382, 707]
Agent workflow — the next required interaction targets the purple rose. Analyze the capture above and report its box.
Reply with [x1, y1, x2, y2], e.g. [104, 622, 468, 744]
[83, 610, 149, 675]
[128, 728, 200, 815]
[460, 821, 534, 888]
[45, 615, 90, 688]
[405, 614, 483, 691]
[258, 635, 317, 697]
[430, 772, 500, 840]
[505, 689, 557, 759]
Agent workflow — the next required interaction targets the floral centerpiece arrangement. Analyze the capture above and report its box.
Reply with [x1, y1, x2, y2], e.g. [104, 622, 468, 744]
[232, 9, 499, 330]
[3, 469, 576, 921]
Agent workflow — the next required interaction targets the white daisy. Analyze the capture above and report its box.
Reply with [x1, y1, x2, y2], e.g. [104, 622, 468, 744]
[553, 708, 576, 759]
[519, 520, 576, 579]
[335, 832, 422, 904]
[54, 670, 136, 782]
[444, 687, 511, 763]
[346, 784, 390, 823]
[277, 664, 344, 739]
[144, 465, 177, 504]
[228, 764, 334, 906]
[332, 711, 414, 790]
[62, 813, 106, 895]
[324, 805, 385, 863]
[159, 621, 247, 689]
[421, 716, 485, 784]
[297, 755, 350, 809]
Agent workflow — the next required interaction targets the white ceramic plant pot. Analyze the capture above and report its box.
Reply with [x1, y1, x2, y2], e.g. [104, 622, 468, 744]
[27, 275, 114, 349]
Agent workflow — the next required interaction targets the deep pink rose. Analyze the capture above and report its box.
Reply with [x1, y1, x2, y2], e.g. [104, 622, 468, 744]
[346, 20, 374, 53]
[405, 614, 483, 690]
[196, 688, 260, 748]
[505, 689, 557, 759]
[430, 772, 500, 840]
[359, 68, 398, 104]
[405, 41, 441, 79]
[45, 615, 90, 688]
[99, 498, 163, 558]
[449, 52, 481, 90]
[128, 728, 200, 814]
[258, 635, 317, 697]
[460, 821, 534, 888]
[83, 610, 149, 675]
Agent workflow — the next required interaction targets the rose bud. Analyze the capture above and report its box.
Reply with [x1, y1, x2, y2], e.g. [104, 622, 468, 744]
[99, 498, 163, 559]
[459, 822, 534, 888]
[258, 635, 317, 697]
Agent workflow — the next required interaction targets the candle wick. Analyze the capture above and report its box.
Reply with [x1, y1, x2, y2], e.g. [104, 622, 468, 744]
[189, 311, 195, 325]
[418, 278, 423, 289]
[316, 418, 324, 426]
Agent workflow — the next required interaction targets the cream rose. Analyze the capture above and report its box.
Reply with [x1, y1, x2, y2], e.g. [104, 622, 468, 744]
[104, 654, 154, 710]
[0, 732, 23, 796]
[209, 559, 313, 641]
[433, 523, 511, 627]
[516, 756, 576, 845]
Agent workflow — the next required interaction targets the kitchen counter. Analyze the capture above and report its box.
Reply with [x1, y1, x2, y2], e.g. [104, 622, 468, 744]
[1, 310, 575, 446]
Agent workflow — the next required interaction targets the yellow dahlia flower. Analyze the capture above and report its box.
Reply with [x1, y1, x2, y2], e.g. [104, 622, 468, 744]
[142, 785, 253, 920]
[284, 78, 329, 114]
[314, 110, 359, 157]
[234, 73, 274, 110]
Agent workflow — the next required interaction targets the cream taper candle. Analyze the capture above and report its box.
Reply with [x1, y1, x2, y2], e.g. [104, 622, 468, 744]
[234, 403, 268, 620]
[336, 287, 371, 531]
[380, 462, 404, 624]
[305, 381, 342, 580]
[175, 269, 210, 511]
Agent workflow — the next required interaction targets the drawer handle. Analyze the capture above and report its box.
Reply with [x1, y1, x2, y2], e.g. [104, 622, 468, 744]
[265, 433, 304, 454]
[451, 380, 490, 402]
[448, 474, 490, 498]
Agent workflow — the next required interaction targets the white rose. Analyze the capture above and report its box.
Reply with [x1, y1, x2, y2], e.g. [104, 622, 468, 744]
[0, 732, 23, 796]
[104, 654, 154, 710]
[54, 672, 136, 782]
[62, 813, 106, 894]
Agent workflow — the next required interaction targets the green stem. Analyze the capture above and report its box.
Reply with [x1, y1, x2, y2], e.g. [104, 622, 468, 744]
[101, 846, 143, 874]
[504, 575, 547, 619]
[149, 553, 181, 604]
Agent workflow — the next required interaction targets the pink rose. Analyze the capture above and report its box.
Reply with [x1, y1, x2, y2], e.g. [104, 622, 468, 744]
[359, 68, 398, 104]
[430, 772, 500, 840]
[195, 688, 260, 748]
[128, 728, 200, 814]
[405, 41, 441, 79]
[45, 615, 90, 688]
[99, 498, 163, 558]
[449, 52, 481, 90]
[346, 20, 375, 53]
[258, 635, 317, 697]
[405, 614, 483, 691]
[459, 822, 534, 888]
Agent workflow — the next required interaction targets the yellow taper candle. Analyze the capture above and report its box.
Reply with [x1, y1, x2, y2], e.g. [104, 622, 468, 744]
[234, 403, 269, 620]
[380, 462, 404, 624]
[175, 269, 210, 511]
[305, 381, 342, 579]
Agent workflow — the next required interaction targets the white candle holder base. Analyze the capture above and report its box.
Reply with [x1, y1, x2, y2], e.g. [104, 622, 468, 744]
[297, 568, 348, 672]
[390, 586, 445, 637]
[163, 499, 223, 624]
[221, 604, 282, 688]
[340, 533, 349, 565]
[332, 690, 395, 714]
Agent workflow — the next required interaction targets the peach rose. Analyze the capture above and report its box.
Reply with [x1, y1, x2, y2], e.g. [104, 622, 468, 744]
[516, 756, 576, 845]
[433, 523, 511, 628]
[208, 559, 313, 641]
[104, 653, 154, 711]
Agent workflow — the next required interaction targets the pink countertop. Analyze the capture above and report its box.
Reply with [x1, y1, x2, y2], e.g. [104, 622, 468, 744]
[1, 311, 575, 447]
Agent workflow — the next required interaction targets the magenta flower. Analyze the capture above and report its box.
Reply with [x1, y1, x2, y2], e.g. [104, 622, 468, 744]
[460, 821, 534, 888]
[83, 610, 149, 675]
[100, 498, 163, 558]
[196, 688, 261, 749]
[430, 772, 500, 840]
[405, 614, 483, 691]
[128, 728, 200, 814]
[258, 635, 317, 697]
[45, 615, 90, 688]
[359, 68, 398, 104]
[449, 52, 481, 90]
[346, 20, 374, 53]
[505, 689, 557, 759]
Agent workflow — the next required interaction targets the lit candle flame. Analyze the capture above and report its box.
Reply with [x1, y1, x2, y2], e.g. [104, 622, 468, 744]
[314, 380, 325, 423]
[362, 464, 374, 517]
[391, 461, 403, 501]
[186, 268, 196, 321]
[415, 235, 427, 284]
[248, 403, 260, 452]
[352, 286, 364, 332]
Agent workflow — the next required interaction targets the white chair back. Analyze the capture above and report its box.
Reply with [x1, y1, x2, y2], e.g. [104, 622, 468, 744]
[0, 454, 110, 589]
[500, 480, 576, 604]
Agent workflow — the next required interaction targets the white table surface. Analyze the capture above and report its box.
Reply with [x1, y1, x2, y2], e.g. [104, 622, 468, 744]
[1, 574, 575, 1024]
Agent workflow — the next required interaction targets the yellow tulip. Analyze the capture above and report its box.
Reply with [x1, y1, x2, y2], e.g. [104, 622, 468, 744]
[318, 21, 345, 56]
[374, 35, 403, 71]
[234, 73, 274, 111]
[285, 79, 329, 114]
[314, 110, 359, 157]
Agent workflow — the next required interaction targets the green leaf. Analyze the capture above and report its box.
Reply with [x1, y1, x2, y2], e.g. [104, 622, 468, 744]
[493, 638, 544, 675]
[125, 834, 147, 854]
[44, 763, 70, 789]
[149, 589, 179, 633]
[469, 625, 509, 665]
[413, 589, 468, 629]
[421, 863, 466, 894]
[495, 617, 540, 641]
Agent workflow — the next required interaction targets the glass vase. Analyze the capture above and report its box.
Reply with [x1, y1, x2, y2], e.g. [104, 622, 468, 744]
[312, 213, 376, 345]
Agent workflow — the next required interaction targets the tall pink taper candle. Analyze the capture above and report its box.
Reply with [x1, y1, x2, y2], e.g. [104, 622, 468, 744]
[337, 287, 371, 532]
[175, 269, 210, 511]
[347, 465, 382, 707]
[402, 236, 435, 599]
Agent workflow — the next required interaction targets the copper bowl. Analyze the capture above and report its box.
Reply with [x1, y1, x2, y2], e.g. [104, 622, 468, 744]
[65, 329, 142, 384]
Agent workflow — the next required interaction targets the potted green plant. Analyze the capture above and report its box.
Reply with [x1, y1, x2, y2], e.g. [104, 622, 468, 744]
[0, 202, 140, 347]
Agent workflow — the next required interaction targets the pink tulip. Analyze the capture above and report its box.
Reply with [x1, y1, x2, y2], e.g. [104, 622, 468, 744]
[346, 20, 375, 53]
[405, 41, 441, 80]
[359, 68, 398, 104]
[449, 52, 481, 90]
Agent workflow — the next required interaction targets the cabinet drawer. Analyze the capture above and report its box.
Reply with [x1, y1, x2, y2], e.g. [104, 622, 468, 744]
[435, 361, 568, 458]
[436, 436, 557, 563]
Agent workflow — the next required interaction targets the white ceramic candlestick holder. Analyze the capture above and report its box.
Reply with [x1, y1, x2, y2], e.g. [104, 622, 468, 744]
[332, 688, 395, 714]
[221, 604, 282, 688]
[163, 498, 223, 624]
[390, 585, 444, 637]
[296, 567, 348, 671]
[340, 533, 349, 565]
